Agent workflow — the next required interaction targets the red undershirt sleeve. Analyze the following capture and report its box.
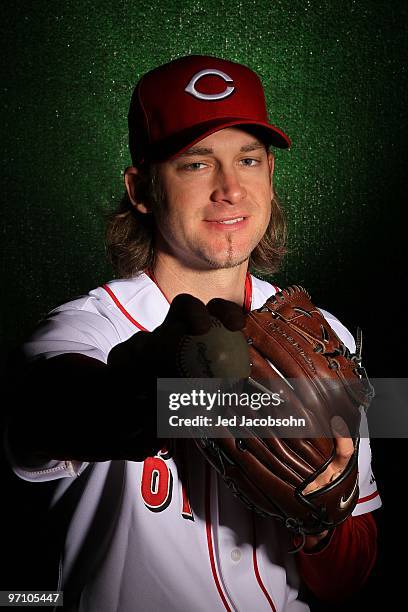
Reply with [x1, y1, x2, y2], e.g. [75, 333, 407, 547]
[296, 512, 378, 602]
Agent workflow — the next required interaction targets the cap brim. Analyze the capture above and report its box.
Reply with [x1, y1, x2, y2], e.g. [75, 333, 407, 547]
[146, 118, 291, 163]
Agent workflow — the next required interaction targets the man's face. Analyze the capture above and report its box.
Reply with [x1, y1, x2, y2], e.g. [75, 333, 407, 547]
[153, 127, 274, 271]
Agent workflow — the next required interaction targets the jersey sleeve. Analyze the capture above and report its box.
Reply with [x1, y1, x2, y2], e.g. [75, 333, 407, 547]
[7, 298, 121, 482]
[23, 298, 123, 364]
[4, 426, 90, 483]
[318, 307, 382, 515]
[352, 410, 381, 515]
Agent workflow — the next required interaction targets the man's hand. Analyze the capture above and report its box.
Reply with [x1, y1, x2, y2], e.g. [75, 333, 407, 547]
[303, 416, 355, 550]
[108, 293, 246, 377]
[107, 294, 248, 459]
[303, 417, 354, 495]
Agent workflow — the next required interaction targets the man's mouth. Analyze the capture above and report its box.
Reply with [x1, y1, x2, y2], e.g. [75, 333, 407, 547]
[216, 217, 245, 225]
[205, 215, 247, 224]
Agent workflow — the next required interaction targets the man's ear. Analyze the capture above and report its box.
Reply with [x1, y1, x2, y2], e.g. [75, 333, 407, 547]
[267, 151, 275, 180]
[124, 166, 151, 214]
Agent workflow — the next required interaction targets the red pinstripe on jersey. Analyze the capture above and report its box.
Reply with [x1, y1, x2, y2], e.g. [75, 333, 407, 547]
[205, 463, 280, 611]
[177, 441, 194, 521]
[145, 268, 171, 303]
[252, 514, 277, 611]
[204, 463, 232, 611]
[102, 284, 149, 331]
[243, 273, 252, 312]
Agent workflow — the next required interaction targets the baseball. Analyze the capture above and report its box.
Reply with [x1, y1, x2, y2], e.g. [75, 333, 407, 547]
[176, 316, 250, 378]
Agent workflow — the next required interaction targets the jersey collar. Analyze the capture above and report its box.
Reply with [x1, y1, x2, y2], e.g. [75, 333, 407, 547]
[146, 267, 254, 313]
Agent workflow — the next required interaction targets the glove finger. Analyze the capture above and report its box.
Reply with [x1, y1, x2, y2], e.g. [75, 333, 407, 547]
[207, 298, 245, 331]
[164, 293, 211, 335]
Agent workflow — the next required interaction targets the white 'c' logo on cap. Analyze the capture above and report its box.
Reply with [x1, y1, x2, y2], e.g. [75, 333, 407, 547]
[184, 69, 235, 101]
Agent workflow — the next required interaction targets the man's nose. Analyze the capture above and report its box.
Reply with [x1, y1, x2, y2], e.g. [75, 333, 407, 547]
[210, 167, 247, 205]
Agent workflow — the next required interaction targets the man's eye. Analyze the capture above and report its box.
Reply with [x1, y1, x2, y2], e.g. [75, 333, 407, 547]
[183, 162, 207, 171]
[240, 158, 260, 166]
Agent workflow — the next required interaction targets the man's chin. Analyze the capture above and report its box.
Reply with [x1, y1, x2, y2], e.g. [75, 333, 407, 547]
[202, 254, 250, 270]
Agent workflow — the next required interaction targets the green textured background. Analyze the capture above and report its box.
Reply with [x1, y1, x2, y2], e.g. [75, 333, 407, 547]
[1, 2, 407, 606]
[1, 0, 406, 359]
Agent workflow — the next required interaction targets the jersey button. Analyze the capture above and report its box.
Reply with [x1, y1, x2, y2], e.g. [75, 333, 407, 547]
[230, 548, 242, 562]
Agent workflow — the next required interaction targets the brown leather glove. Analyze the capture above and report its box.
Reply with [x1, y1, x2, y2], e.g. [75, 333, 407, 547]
[195, 286, 374, 543]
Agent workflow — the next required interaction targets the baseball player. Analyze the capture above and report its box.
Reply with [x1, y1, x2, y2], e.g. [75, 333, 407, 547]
[6, 55, 381, 611]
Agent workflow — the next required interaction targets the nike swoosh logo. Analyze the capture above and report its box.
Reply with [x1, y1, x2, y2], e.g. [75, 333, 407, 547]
[339, 478, 359, 509]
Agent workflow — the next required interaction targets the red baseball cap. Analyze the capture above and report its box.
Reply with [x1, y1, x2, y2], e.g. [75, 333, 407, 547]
[128, 54, 291, 166]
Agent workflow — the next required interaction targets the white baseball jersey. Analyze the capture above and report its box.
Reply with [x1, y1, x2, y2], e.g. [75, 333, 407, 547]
[7, 273, 381, 612]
